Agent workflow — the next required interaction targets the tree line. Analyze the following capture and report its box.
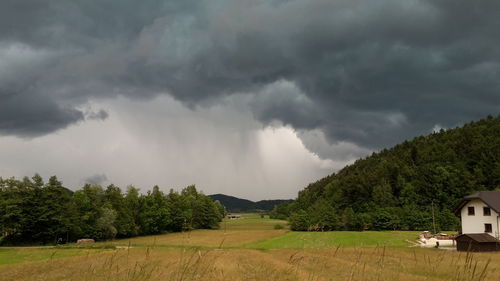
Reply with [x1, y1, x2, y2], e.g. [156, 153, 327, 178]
[0, 175, 224, 245]
[271, 115, 500, 232]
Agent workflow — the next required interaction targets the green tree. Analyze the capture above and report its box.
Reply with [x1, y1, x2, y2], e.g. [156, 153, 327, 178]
[36, 176, 77, 243]
[308, 200, 340, 231]
[105, 184, 136, 237]
[73, 184, 105, 239]
[96, 206, 117, 239]
[139, 186, 172, 235]
[372, 208, 401, 230]
[289, 210, 310, 231]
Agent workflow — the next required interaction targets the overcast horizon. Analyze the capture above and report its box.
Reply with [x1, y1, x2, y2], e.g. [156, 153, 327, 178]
[1, 0, 499, 200]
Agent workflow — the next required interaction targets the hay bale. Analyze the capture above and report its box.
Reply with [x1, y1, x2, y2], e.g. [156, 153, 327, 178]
[77, 238, 95, 244]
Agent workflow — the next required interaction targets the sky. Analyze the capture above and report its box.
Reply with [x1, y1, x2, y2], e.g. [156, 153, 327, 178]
[1, 0, 499, 200]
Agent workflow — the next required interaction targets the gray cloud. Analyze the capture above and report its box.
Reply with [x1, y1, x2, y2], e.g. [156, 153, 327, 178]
[297, 129, 371, 162]
[84, 173, 108, 185]
[1, 0, 499, 154]
[0, 96, 335, 200]
[85, 109, 108, 121]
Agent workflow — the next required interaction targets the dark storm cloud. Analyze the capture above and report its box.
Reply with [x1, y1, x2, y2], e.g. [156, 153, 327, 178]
[0, 89, 84, 137]
[1, 0, 499, 150]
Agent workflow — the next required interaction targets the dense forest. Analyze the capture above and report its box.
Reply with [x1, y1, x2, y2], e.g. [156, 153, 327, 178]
[208, 194, 293, 212]
[0, 176, 224, 245]
[271, 115, 500, 232]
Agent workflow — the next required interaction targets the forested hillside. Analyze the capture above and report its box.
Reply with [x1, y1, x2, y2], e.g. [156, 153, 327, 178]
[208, 194, 254, 212]
[272, 115, 500, 232]
[0, 177, 224, 245]
[209, 193, 293, 212]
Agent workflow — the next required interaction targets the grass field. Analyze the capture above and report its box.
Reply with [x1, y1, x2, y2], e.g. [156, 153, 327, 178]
[246, 231, 421, 249]
[108, 215, 288, 248]
[1, 215, 499, 281]
[109, 228, 287, 248]
[0, 248, 108, 265]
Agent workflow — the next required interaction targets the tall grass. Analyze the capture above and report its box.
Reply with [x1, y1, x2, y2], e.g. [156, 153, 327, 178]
[1, 219, 498, 281]
[1, 245, 498, 281]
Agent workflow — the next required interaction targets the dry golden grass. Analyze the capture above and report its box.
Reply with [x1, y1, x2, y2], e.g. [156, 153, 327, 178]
[1, 246, 499, 281]
[109, 229, 287, 248]
[106, 218, 288, 248]
[2, 218, 499, 280]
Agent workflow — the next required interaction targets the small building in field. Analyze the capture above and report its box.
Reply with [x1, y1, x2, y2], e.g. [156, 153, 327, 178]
[455, 233, 499, 252]
[454, 191, 500, 251]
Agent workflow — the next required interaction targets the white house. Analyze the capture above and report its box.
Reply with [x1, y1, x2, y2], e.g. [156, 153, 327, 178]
[455, 191, 500, 239]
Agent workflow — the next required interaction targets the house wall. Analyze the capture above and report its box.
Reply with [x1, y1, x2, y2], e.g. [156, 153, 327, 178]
[460, 199, 499, 238]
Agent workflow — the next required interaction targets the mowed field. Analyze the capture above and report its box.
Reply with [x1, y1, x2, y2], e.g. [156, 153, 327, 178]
[1, 214, 499, 281]
[108, 214, 288, 248]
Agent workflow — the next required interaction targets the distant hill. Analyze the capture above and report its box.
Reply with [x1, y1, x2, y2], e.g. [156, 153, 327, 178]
[208, 194, 293, 212]
[275, 115, 500, 232]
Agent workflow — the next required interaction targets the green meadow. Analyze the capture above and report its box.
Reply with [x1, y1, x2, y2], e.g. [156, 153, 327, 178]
[246, 230, 421, 249]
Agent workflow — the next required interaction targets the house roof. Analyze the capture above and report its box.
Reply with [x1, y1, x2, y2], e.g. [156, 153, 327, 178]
[454, 191, 500, 214]
[456, 233, 499, 243]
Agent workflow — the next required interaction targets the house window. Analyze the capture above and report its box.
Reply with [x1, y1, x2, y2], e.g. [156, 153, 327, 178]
[485, 223, 492, 233]
[468, 206, 475, 216]
[484, 207, 491, 216]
